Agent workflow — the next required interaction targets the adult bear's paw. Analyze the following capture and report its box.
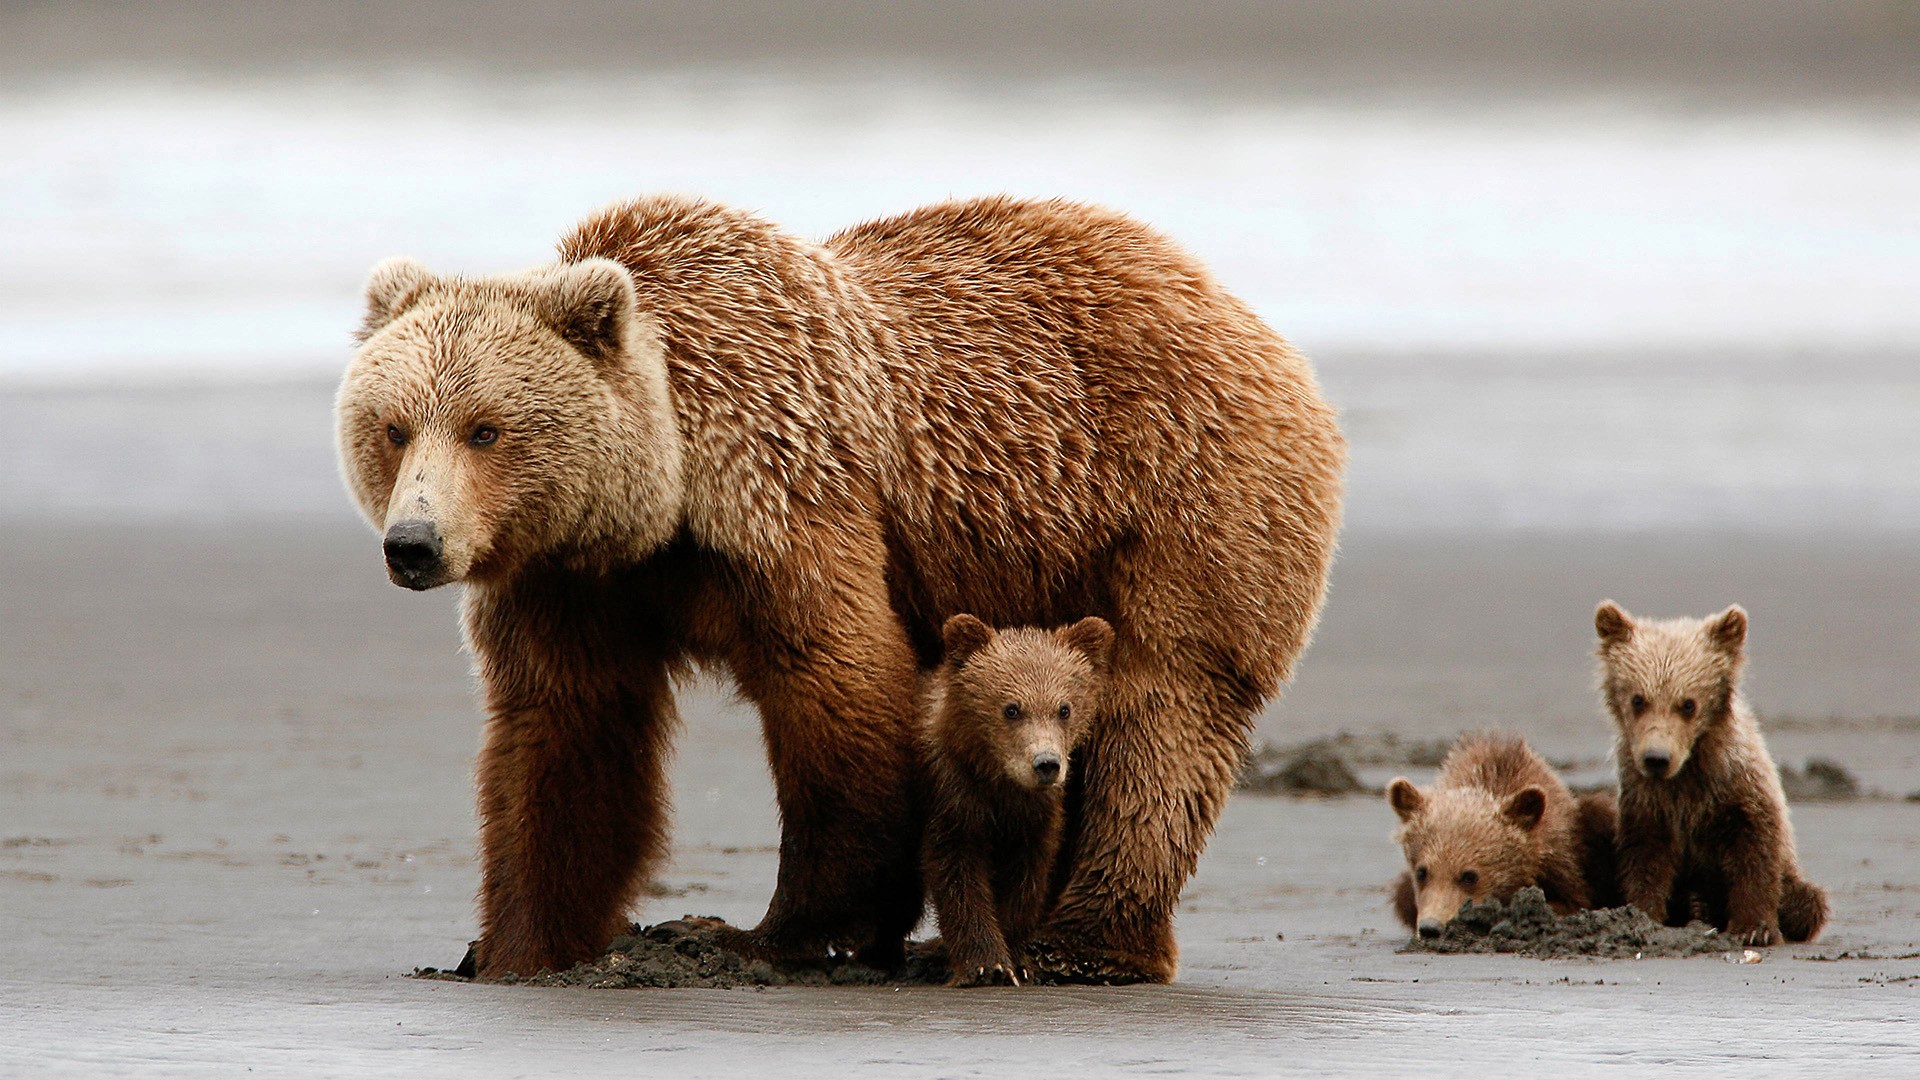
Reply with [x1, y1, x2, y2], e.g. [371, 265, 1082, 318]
[1021, 935, 1174, 986]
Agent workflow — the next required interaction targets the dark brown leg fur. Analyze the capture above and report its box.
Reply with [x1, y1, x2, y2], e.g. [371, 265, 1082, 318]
[1779, 872, 1830, 943]
[924, 798, 1017, 987]
[1616, 806, 1680, 927]
[726, 547, 923, 964]
[466, 571, 678, 978]
[1575, 792, 1623, 909]
[1719, 818, 1786, 946]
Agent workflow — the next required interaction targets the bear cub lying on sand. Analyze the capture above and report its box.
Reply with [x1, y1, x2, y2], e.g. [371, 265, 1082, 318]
[921, 614, 1114, 987]
[1388, 732, 1620, 937]
[1595, 602, 1829, 945]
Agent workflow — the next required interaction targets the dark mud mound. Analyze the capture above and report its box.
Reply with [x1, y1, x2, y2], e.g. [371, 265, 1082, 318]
[1777, 757, 1863, 801]
[1403, 886, 1735, 959]
[1239, 740, 1369, 795]
[416, 918, 950, 988]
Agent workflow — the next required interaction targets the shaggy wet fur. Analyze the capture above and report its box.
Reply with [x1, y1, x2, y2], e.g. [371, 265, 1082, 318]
[920, 615, 1113, 987]
[337, 195, 1346, 981]
[1595, 602, 1829, 945]
[1386, 733, 1615, 935]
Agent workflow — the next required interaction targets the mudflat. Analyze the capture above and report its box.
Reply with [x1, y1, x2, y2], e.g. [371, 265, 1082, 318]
[3, 519, 1916, 1076]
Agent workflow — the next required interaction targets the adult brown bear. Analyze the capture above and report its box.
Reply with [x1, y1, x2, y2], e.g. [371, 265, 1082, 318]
[336, 195, 1346, 982]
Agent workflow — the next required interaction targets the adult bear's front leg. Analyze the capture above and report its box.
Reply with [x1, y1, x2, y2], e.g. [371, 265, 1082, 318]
[464, 572, 679, 978]
[725, 550, 923, 967]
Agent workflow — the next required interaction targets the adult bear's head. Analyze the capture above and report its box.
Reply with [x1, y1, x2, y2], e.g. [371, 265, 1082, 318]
[337, 257, 685, 590]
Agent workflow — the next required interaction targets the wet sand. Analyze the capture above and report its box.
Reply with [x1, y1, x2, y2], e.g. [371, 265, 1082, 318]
[3, 520, 1917, 1076]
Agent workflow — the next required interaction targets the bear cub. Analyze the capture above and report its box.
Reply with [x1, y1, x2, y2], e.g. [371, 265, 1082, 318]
[1595, 601, 1828, 945]
[1388, 732, 1620, 937]
[921, 613, 1114, 987]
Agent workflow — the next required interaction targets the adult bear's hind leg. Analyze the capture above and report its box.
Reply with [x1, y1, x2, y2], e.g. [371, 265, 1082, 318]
[1027, 650, 1254, 984]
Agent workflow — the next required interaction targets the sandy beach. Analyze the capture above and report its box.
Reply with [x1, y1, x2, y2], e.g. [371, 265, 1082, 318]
[3, 508, 1917, 1076]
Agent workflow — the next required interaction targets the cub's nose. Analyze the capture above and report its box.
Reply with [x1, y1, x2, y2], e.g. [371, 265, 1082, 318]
[1641, 749, 1672, 777]
[1032, 751, 1062, 786]
[383, 521, 444, 588]
[1417, 919, 1444, 940]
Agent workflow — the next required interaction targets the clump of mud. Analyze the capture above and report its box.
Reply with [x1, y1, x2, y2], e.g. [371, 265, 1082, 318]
[415, 918, 949, 989]
[1403, 886, 1734, 959]
[1777, 757, 1863, 802]
[1239, 740, 1368, 795]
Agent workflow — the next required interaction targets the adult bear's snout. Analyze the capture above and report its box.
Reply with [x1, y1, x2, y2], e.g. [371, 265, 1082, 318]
[384, 520, 445, 589]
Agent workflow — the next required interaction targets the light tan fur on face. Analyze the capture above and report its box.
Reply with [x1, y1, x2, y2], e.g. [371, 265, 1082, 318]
[1595, 601, 1746, 778]
[1389, 775, 1549, 931]
[925, 615, 1114, 790]
[337, 257, 685, 587]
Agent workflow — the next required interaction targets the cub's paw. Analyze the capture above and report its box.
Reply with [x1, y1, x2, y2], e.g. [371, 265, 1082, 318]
[1731, 923, 1782, 947]
[950, 962, 1021, 988]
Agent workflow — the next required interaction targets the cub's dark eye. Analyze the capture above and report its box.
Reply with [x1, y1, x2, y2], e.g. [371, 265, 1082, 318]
[1629, 694, 1648, 715]
[469, 425, 499, 447]
[1057, 703, 1072, 721]
[1002, 703, 1020, 721]
[1459, 870, 1479, 888]
[386, 423, 407, 446]
[1678, 699, 1697, 719]
[1414, 865, 1429, 884]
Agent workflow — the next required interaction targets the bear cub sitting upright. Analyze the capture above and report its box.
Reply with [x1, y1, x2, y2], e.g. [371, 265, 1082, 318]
[921, 613, 1114, 987]
[1595, 601, 1828, 945]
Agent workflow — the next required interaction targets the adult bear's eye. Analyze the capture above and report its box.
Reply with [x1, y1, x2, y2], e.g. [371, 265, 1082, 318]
[1415, 865, 1429, 884]
[386, 423, 407, 446]
[1002, 703, 1021, 721]
[1678, 698, 1697, 719]
[469, 425, 499, 447]
[1057, 703, 1071, 721]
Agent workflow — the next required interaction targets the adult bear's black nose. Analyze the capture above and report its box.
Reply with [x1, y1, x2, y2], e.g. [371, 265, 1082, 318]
[1032, 751, 1062, 786]
[384, 520, 444, 588]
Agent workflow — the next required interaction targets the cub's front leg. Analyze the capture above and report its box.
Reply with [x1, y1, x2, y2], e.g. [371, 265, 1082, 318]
[1719, 810, 1787, 946]
[1615, 808, 1681, 925]
[925, 805, 1018, 987]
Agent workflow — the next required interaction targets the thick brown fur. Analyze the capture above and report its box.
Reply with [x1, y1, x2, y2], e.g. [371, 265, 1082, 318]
[921, 615, 1113, 987]
[1595, 601, 1829, 945]
[1386, 733, 1613, 936]
[337, 195, 1345, 980]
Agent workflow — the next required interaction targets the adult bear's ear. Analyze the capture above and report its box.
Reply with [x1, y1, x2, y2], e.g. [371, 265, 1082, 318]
[1058, 616, 1115, 673]
[941, 614, 994, 669]
[1387, 778, 1424, 822]
[1594, 600, 1635, 647]
[1502, 787, 1548, 832]
[1705, 604, 1748, 655]
[535, 258, 642, 369]
[358, 257, 435, 343]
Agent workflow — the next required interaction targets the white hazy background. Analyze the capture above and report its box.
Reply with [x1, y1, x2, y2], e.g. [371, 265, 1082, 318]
[2, 3, 1917, 533]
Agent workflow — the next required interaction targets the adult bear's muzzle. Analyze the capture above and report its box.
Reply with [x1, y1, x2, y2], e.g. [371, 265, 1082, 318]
[383, 520, 446, 590]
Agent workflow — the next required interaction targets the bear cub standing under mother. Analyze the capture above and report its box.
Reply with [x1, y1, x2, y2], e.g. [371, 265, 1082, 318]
[920, 614, 1114, 987]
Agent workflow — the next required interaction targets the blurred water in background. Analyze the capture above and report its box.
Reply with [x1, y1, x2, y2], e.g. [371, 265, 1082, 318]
[1, 12, 1916, 533]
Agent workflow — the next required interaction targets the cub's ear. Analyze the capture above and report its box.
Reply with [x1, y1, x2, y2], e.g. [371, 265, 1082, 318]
[1594, 600, 1635, 647]
[1705, 604, 1748, 654]
[1058, 616, 1115, 672]
[534, 258, 641, 368]
[1502, 787, 1548, 832]
[358, 257, 435, 342]
[1387, 778, 1424, 822]
[941, 614, 995, 669]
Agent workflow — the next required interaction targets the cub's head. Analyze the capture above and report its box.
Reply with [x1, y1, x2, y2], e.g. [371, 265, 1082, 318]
[337, 257, 684, 590]
[1386, 778, 1550, 939]
[1593, 601, 1747, 780]
[932, 615, 1114, 791]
